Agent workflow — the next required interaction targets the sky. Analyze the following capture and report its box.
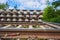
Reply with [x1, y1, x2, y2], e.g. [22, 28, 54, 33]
[0, 0, 57, 10]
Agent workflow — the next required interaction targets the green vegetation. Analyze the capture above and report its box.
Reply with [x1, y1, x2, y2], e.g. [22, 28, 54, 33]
[43, 0, 60, 23]
[0, 4, 7, 9]
[43, 6, 56, 21]
[52, 0, 60, 8]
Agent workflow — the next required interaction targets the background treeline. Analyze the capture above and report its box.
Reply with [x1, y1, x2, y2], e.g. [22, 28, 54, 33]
[43, 0, 60, 23]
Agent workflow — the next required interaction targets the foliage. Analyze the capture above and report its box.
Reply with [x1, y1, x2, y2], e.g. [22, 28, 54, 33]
[43, 6, 60, 23]
[50, 16, 60, 23]
[52, 0, 60, 8]
[43, 6, 56, 21]
[43, 0, 60, 23]
[0, 4, 7, 9]
[55, 10, 60, 15]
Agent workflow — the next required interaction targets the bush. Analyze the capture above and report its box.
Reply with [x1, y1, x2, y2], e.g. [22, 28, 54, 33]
[50, 10, 60, 23]
[55, 10, 60, 16]
[50, 16, 60, 23]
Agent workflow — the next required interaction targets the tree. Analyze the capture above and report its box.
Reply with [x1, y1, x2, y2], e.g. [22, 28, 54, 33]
[43, 0, 60, 23]
[52, 0, 60, 8]
[43, 6, 56, 22]
[0, 4, 7, 9]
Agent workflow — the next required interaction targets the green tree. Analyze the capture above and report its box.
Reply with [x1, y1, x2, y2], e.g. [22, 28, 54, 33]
[52, 0, 60, 8]
[43, 0, 60, 23]
[0, 4, 7, 9]
[43, 6, 56, 21]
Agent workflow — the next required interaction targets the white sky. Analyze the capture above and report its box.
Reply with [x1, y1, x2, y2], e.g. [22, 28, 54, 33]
[0, 0, 7, 3]
[0, 0, 56, 10]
